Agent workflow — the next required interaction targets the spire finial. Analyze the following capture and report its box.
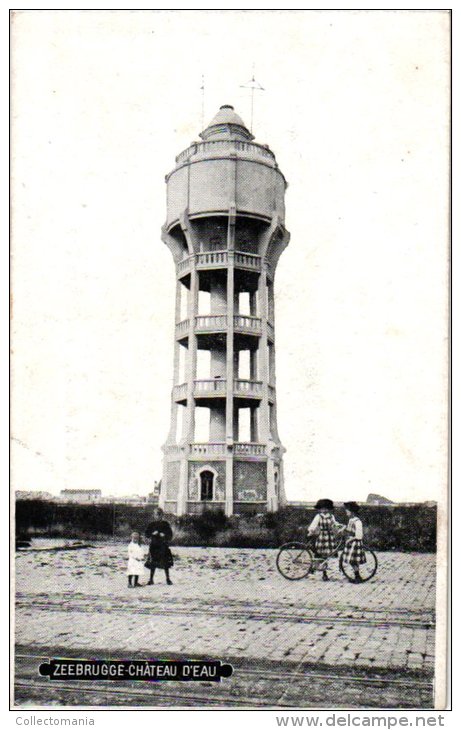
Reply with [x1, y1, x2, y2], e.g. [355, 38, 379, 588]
[240, 67, 265, 133]
[200, 74, 205, 130]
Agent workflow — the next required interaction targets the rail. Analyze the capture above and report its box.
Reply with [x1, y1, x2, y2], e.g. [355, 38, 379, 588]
[195, 315, 227, 331]
[234, 379, 263, 396]
[177, 251, 262, 277]
[234, 315, 261, 333]
[194, 378, 227, 395]
[175, 139, 275, 165]
[190, 442, 227, 456]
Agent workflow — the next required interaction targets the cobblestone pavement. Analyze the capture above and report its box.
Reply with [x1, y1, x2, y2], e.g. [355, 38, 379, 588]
[15, 545, 435, 677]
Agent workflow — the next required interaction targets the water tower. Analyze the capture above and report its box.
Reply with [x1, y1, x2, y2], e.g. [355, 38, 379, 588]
[159, 105, 289, 516]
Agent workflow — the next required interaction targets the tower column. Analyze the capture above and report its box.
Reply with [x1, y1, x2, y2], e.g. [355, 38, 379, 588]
[166, 279, 183, 444]
[184, 268, 199, 440]
[258, 265, 278, 511]
[258, 264, 270, 442]
[225, 208, 236, 516]
[250, 406, 258, 442]
[177, 266, 199, 515]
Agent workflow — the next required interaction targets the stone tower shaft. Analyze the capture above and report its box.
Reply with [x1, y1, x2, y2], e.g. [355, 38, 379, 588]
[160, 105, 289, 516]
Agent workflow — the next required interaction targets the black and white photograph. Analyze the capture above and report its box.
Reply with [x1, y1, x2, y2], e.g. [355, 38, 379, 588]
[10, 9, 450, 712]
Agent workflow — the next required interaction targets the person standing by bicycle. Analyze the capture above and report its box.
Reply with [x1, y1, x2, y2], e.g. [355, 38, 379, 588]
[307, 499, 341, 581]
[342, 501, 367, 583]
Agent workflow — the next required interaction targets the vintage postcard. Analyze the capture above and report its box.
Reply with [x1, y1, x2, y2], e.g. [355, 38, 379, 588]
[10, 9, 450, 713]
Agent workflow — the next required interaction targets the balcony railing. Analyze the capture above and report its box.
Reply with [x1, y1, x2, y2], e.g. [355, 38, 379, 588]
[190, 442, 227, 456]
[163, 444, 182, 457]
[175, 140, 276, 165]
[177, 257, 191, 276]
[233, 379, 263, 397]
[234, 252, 261, 271]
[194, 378, 227, 396]
[176, 319, 190, 338]
[176, 314, 261, 338]
[196, 250, 228, 268]
[234, 315, 261, 334]
[177, 251, 262, 277]
[195, 315, 227, 332]
[173, 383, 188, 402]
[175, 379, 264, 401]
[176, 315, 261, 337]
[189, 443, 266, 458]
[234, 443, 266, 456]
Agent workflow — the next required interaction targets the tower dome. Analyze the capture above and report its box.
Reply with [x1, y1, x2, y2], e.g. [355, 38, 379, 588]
[200, 104, 254, 141]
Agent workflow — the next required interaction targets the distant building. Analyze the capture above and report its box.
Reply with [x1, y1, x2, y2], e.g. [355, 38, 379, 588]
[113, 495, 148, 505]
[16, 490, 54, 501]
[366, 493, 394, 505]
[100, 494, 148, 505]
[59, 489, 102, 503]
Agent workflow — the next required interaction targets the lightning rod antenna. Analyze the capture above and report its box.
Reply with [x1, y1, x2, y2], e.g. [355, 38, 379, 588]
[200, 74, 205, 130]
[240, 70, 265, 133]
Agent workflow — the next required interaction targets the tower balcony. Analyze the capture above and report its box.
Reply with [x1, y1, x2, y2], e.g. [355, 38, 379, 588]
[195, 315, 228, 333]
[173, 378, 265, 404]
[176, 251, 262, 278]
[233, 378, 263, 397]
[175, 139, 276, 167]
[194, 378, 227, 397]
[233, 315, 262, 335]
[234, 252, 262, 272]
[189, 442, 227, 457]
[188, 442, 267, 459]
[176, 314, 263, 340]
[163, 442, 266, 458]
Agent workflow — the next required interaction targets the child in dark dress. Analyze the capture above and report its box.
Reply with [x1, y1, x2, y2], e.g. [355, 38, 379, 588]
[145, 507, 174, 585]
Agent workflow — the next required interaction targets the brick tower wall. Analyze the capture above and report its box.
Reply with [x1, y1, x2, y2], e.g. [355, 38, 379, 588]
[233, 461, 267, 501]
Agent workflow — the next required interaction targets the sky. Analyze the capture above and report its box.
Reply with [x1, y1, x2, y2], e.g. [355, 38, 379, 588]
[10, 9, 450, 503]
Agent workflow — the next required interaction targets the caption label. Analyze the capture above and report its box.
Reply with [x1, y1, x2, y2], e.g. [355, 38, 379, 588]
[38, 659, 233, 682]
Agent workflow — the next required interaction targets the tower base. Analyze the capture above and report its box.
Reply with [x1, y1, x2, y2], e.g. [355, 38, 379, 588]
[160, 443, 285, 516]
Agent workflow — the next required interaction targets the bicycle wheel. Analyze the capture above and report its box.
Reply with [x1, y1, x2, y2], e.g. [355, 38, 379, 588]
[276, 542, 314, 580]
[339, 547, 378, 583]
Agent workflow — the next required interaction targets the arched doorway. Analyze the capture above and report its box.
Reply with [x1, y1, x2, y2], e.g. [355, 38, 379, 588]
[200, 470, 214, 501]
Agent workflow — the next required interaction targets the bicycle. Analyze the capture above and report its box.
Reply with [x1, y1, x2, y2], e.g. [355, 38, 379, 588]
[276, 532, 378, 583]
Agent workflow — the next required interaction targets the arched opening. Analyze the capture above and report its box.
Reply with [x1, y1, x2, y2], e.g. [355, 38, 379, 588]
[200, 470, 214, 501]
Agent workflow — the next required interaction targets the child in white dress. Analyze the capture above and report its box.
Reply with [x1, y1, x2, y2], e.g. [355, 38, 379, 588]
[127, 532, 146, 588]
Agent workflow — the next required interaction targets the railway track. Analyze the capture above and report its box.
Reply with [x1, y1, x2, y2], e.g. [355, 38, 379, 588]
[14, 652, 434, 709]
[14, 590, 435, 708]
[16, 595, 435, 630]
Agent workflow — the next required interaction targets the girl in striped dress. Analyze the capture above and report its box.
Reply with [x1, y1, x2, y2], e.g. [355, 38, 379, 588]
[342, 501, 366, 583]
[307, 499, 340, 581]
